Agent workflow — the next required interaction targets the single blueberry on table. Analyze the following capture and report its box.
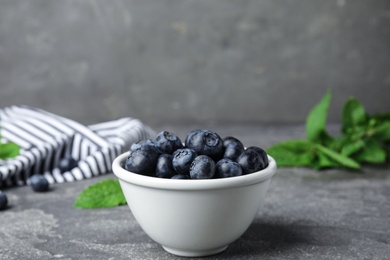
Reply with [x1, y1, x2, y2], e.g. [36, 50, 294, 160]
[58, 156, 78, 173]
[236, 149, 265, 174]
[172, 148, 197, 175]
[156, 131, 183, 154]
[189, 155, 216, 179]
[29, 175, 50, 192]
[187, 130, 224, 160]
[246, 146, 269, 168]
[156, 154, 176, 178]
[125, 144, 160, 176]
[171, 174, 190, 179]
[215, 158, 243, 178]
[223, 136, 245, 161]
[0, 192, 8, 210]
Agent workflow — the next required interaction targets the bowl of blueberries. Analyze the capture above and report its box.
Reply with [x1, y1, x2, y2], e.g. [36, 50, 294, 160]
[112, 129, 277, 257]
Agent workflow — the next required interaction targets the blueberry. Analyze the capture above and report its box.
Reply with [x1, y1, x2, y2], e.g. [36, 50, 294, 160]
[172, 148, 197, 175]
[185, 130, 205, 150]
[29, 175, 50, 192]
[125, 145, 160, 176]
[189, 155, 216, 179]
[130, 139, 161, 153]
[246, 146, 269, 168]
[215, 158, 243, 178]
[58, 157, 78, 173]
[223, 136, 244, 161]
[156, 154, 176, 178]
[187, 130, 224, 160]
[184, 129, 202, 147]
[236, 149, 266, 174]
[171, 174, 190, 179]
[0, 192, 8, 210]
[155, 131, 183, 154]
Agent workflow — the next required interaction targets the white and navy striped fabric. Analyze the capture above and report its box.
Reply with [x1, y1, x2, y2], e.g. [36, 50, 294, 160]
[0, 105, 155, 188]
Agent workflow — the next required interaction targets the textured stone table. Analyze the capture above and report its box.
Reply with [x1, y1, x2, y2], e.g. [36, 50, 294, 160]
[1, 124, 389, 259]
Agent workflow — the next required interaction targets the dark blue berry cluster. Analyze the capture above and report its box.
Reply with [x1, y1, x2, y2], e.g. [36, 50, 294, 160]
[125, 130, 269, 179]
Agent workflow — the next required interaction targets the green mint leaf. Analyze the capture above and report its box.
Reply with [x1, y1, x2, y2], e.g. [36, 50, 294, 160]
[0, 142, 20, 159]
[315, 144, 360, 170]
[369, 121, 390, 141]
[328, 135, 365, 157]
[327, 135, 348, 152]
[352, 139, 386, 164]
[340, 139, 365, 156]
[313, 151, 342, 170]
[74, 178, 126, 209]
[350, 126, 367, 141]
[306, 90, 333, 144]
[267, 140, 315, 167]
[342, 97, 366, 134]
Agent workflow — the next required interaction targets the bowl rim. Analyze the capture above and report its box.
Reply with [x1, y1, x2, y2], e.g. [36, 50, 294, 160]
[112, 152, 277, 191]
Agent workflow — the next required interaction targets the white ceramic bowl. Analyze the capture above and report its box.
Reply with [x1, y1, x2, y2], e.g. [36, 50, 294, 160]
[112, 152, 277, 257]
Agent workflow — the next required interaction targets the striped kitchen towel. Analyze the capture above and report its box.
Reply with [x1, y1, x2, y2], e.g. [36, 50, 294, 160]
[0, 105, 155, 188]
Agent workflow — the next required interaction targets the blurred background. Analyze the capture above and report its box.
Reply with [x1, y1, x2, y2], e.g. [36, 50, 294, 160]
[0, 0, 389, 128]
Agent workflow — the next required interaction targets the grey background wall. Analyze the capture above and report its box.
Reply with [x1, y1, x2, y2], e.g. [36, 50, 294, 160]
[0, 0, 389, 127]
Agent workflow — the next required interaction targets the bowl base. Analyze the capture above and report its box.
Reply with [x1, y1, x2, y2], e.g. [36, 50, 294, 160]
[162, 245, 228, 257]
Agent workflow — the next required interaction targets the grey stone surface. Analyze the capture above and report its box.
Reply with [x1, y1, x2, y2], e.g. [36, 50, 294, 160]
[1, 124, 389, 259]
[0, 0, 390, 125]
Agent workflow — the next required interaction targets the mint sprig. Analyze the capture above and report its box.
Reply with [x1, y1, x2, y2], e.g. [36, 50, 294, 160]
[74, 179, 126, 208]
[267, 91, 390, 170]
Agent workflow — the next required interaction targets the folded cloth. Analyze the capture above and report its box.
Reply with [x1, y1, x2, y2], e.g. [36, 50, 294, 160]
[0, 105, 155, 188]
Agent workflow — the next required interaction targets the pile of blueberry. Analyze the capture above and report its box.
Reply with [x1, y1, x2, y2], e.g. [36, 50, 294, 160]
[124, 129, 269, 179]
